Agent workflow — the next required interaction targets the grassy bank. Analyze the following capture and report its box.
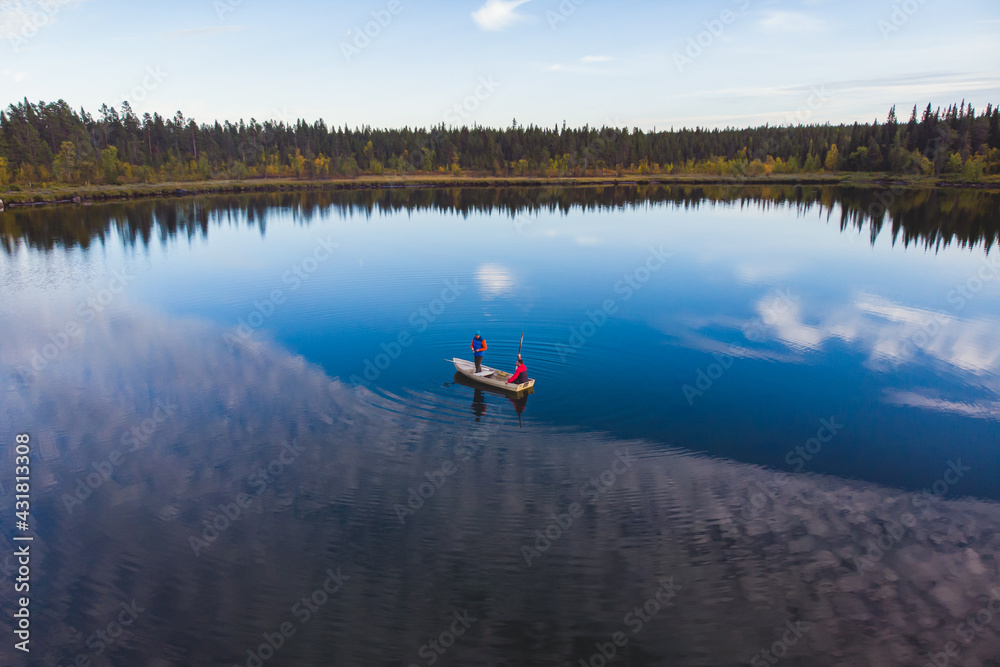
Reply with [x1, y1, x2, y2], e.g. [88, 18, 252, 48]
[2, 172, 998, 209]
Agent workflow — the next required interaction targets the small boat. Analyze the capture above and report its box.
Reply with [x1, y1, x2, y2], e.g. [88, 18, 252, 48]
[451, 358, 535, 393]
[452, 371, 534, 401]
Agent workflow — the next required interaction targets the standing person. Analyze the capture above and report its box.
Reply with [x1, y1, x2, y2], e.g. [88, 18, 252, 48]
[507, 356, 528, 385]
[471, 330, 487, 373]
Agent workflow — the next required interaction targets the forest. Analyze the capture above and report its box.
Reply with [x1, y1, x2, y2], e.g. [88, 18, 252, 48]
[1, 99, 998, 188]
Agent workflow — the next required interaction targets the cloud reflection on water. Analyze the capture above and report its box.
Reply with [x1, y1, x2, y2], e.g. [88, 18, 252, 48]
[1, 304, 999, 665]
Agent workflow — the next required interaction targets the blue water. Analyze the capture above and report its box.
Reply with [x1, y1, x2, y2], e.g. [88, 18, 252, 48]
[20, 191, 995, 497]
[1, 187, 1000, 666]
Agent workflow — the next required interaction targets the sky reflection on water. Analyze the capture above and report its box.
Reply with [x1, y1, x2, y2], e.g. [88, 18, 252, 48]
[1, 303, 999, 665]
[1, 186, 999, 665]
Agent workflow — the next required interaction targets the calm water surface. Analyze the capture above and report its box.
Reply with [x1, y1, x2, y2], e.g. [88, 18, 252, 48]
[1, 186, 999, 666]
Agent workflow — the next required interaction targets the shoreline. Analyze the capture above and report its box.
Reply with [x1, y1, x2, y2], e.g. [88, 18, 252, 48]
[2, 173, 998, 210]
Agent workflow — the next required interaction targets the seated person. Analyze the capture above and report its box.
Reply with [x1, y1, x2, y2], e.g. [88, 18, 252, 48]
[507, 356, 528, 385]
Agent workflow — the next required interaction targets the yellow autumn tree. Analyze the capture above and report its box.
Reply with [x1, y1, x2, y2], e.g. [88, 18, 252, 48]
[101, 146, 122, 184]
[824, 144, 840, 172]
[313, 153, 331, 178]
[290, 149, 306, 178]
[53, 141, 79, 183]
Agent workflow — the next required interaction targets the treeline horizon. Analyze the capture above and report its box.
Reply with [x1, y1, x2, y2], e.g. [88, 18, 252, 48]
[1, 99, 999, 188]
[3, 186, 998, 256]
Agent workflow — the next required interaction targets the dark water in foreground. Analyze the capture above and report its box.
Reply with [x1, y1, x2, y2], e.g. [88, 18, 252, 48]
[1, 185, 999, 666]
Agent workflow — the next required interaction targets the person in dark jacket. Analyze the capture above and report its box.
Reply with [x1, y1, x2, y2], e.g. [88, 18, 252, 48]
[507, 356, 528, 385]
[471, 330, 487, 373]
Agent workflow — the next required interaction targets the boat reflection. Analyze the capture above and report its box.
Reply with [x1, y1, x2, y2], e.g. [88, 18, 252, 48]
[453, 371, 533, 424]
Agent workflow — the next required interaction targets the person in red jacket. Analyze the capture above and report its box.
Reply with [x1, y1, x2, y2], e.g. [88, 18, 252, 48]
[507, 356, 528, 385]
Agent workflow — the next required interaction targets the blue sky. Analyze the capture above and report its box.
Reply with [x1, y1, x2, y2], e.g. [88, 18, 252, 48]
[1, 0, 998, 130]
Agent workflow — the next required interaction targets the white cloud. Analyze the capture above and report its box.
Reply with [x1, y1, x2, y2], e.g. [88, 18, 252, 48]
[0, 0, 90, 39]
[163, 25, 246, 39]
[544, 62, 620, 75]
[678, 288, 1000, 378]
[13, 71, 26, 82]
[580, 55, 612, 63]
[476, 264, 515, 299]
[758, 10, 822, 33]
[471, 0, 532, 31]
[884, 391, 1000, 421]
[735, 263, 795, 284]
[742, 291, 1000, 381]
[758, 298, 825, 351]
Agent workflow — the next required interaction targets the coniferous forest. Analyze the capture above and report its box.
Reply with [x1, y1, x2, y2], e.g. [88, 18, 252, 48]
[1, 99, 998, 188]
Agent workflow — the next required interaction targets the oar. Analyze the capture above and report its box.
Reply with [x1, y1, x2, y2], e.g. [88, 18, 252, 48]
[517, 332, 524, 366]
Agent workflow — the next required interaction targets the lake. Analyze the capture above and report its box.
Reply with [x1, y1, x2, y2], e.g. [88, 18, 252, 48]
[1, 185, 999, 666]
